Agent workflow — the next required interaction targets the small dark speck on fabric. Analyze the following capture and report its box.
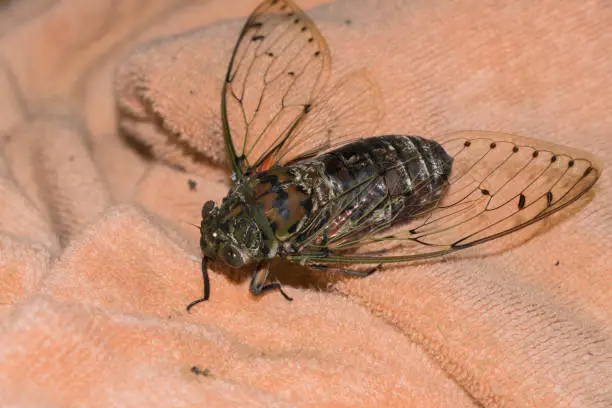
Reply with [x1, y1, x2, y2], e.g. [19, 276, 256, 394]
[188, 179, 197, 191]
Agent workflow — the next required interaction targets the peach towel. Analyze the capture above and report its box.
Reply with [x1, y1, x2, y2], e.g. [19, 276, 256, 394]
[0, 0, 610, 407]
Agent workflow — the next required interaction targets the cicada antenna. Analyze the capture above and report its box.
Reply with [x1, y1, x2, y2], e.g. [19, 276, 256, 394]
[183, 221, 200, 230]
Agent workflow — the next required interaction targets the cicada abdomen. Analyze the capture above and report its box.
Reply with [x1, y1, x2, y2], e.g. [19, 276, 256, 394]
[290, 135, 453, 249]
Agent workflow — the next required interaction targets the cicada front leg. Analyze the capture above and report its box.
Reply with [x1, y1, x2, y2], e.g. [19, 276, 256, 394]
[249, 262, 293, 301]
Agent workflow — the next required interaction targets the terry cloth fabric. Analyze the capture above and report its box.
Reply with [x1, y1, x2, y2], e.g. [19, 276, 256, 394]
[0, 0, 610, 407]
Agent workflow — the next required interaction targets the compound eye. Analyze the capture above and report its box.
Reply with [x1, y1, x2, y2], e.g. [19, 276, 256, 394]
[220, 244, 244, 267]
[201, 201, 216, 219]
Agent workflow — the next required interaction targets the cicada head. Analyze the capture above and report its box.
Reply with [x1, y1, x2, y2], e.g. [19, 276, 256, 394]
[200, 197, 268, 268]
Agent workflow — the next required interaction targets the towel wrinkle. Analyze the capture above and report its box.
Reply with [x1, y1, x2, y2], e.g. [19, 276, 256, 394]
[0, 0, 610, 407]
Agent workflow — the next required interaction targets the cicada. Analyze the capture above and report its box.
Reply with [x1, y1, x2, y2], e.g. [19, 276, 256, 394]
[186, 0, 602, 310]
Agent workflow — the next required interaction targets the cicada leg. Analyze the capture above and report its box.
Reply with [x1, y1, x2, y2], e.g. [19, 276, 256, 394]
[249, 263, 293, 302]
[309, 263, 383, 277]
[186, 257, 211, 312]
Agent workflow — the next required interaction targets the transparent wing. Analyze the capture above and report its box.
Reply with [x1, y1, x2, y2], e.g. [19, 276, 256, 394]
[270, 69, 384, 167]
[222, 0, 384, 177]
[287, 131, 602, 265]
[222, 0, 331, 177]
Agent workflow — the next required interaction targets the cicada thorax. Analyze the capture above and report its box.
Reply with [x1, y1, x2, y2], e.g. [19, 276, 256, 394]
[249, 167, 315, 243]
[247, 135, 453, 253]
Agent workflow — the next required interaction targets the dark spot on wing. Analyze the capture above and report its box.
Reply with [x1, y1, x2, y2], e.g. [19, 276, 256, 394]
[518, 193, 526, 209]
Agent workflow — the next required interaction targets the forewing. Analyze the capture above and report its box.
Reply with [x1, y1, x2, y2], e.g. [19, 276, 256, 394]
[288, 131, 602, 265]
[222, 0, 331, 176]
[273, 69, 384, 166]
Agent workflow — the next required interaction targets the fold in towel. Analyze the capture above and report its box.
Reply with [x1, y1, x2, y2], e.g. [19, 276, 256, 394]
[0, 0, 610, 407]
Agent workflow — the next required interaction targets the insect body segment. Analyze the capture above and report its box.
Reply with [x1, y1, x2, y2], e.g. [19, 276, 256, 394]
[185, 0, 601, 310]
[223, 135, 451, 258]
[251, 167, 312, 241]
[307, 135, 452, 250]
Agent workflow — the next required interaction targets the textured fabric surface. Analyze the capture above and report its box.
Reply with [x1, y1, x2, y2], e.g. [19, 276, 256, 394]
[0, 0, 610, 407]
